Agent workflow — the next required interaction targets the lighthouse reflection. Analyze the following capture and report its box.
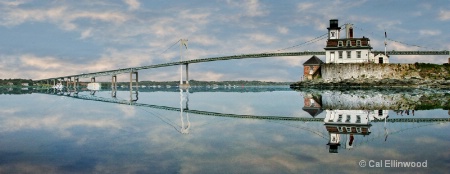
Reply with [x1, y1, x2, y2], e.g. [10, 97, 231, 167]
[303, 91, 392, 153]
[324, 110, 389, 153]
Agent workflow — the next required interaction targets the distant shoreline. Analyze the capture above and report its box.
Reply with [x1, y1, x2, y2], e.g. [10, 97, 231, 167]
[0, 80, 294, 88]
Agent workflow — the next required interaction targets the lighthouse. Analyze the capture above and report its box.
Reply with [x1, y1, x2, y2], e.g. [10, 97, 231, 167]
[327, 19, 341, 40]
[324, 19, 388, 64]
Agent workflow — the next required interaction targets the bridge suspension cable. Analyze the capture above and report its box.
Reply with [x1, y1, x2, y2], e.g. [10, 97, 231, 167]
[271, 33, 328, 52]
[353, 25, 442, 51]
[270, 24, 347, 53]
[160, 39, 181, 55]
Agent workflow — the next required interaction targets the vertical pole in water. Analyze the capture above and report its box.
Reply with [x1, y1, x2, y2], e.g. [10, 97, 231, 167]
[384, 30, 387, 58]
[185, 64, 189, 84]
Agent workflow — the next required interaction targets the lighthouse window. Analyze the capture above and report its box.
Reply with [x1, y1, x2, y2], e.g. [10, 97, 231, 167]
[346, 40, 352, 47]
[347, 51, 351, 58]
[338, 51, 343, 59]
[357, 51, 361, 58]
[356, 40, 361, 46]
[338, 41, 343, 47]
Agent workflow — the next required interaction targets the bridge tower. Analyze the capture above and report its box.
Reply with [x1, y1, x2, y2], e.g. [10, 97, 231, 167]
[179, 39, 190, 89]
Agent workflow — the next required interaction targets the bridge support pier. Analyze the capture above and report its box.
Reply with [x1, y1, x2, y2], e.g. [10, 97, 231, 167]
[186, 64, 189, 84]
[66, 77, 72, 89]
[112, 75, 117, 89]
[129, 70, 138, 102]
[74, 77, 79, 91]
[112, 75, 117, 98]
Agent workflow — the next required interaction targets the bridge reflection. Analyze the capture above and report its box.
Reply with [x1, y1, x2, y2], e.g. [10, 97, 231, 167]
[35, 88, 449, 123]
[31, 88, 449, 153]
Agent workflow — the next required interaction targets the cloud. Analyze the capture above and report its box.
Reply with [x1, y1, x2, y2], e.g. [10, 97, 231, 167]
[190, 35, 220, 46]
[0, 1, 448, 81]
[80, 28, 93, 39]
[419, 29, 441, 36]
[0, 0, 29, 6]
[20, 54, 63, 70]
[246, 33, 278, 44]
[0, 5, 129, 31]
[149, 18, 177, 38]
[124, 0, 140, 11]
[8, 47, 156, 79]
[0, 6, 65, 26]
[277, 26, 289, 34]
[438, 10, 450, 21]
[245, 0, 267, 17]
[179, 10, 210, 24]
[297, 2, 314, 11]
[226, 0, 268, 17]
[71, 11, 128, 24]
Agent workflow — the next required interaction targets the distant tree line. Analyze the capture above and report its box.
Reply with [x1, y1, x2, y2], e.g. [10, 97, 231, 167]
[0, 79, 33, 86]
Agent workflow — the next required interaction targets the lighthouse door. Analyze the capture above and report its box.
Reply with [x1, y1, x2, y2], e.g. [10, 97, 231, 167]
[330, 52, 335, 63]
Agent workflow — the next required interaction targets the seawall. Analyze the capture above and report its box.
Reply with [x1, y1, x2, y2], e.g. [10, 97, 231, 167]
[321, 63, 448, 81]
[292, 63, 450, 89]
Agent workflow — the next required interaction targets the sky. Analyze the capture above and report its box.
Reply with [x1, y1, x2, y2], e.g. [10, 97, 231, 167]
[0, 0, 449, 82]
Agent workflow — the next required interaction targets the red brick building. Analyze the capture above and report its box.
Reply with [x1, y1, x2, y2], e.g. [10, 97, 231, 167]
[302, 93, 323, 117]
[303, 55, 324, 80]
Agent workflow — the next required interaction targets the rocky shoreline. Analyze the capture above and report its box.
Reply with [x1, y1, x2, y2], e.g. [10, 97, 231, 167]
[295, 88, 450, 110]
[290, 78, 450, 90]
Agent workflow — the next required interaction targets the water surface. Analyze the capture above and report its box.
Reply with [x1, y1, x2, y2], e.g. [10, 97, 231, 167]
[0, 87, 448, 173]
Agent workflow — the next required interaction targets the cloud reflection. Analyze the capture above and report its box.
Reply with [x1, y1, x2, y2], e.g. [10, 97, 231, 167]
[0, 90, 448, 173]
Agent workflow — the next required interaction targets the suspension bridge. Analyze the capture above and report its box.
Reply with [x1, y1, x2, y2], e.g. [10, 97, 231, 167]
[34, 49, 450, 89]
[34, 20, 450, 89]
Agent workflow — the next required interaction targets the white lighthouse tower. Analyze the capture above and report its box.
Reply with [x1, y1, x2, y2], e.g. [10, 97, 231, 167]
[327, 19, 341, 40]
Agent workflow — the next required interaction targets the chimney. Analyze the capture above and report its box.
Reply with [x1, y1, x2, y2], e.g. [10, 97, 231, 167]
[346, 23, 354, 39]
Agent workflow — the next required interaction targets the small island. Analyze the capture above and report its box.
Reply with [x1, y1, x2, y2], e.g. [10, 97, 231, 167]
[291, 19, 450, 90]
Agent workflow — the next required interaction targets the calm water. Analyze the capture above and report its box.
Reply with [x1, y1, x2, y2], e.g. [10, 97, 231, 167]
[0, 87, 449, 173]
